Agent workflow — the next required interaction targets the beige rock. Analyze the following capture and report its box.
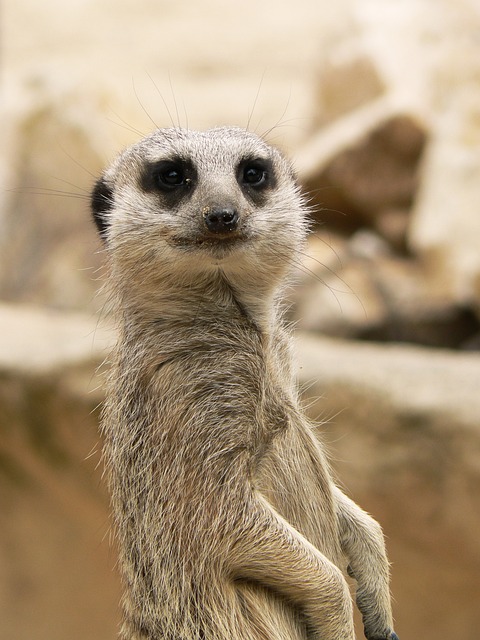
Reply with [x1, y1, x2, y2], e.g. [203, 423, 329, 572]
[2, 0, 354, 154]
[295, 100, 427, 233]
[352, 0, 480, 307]
[311, 35, 385, 127]
[296, 96, 396, 180]
[291, 232, 480, 348]
[363, 254, 480, 348]
[321, 114, 425, 219]
[1, 304, 480, 640]
[374, 208, 410, 252]
[1, 2, 479, 639]
[0, 303, 112, 375]
[409, 100, 480, 306]
[0, 304, 118, 640]
[355, 0, 480, 112]
[0, 97, 108, 311]
[291, 246, 388, 338]
[297, 333, 480, 640]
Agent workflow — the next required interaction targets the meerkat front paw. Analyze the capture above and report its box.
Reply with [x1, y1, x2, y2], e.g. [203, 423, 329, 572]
[366, 632, 399, 640]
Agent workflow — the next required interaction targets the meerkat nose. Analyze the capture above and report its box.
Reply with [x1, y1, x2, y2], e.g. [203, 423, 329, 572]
[203, 206, 239, 234]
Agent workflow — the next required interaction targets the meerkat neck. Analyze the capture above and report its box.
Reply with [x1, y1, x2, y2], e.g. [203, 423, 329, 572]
[112, 267, 284, 337]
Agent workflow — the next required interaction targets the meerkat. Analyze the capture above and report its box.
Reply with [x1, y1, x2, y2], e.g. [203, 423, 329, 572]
[91, 126, 399, 640]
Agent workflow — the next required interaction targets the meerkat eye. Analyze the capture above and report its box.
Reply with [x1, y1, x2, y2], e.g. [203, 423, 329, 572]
[242, 162, 268, 188]
[150, 161, 191, 191]
[237, 157, 275, 203]
[141, 159, 196, 195]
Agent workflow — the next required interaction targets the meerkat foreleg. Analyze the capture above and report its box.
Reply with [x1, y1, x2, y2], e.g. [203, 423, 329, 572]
[230, 492, 355, 640]
[332, 488, 399, 640]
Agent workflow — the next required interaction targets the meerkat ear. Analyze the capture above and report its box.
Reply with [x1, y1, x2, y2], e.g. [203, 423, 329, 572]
[91, 176, 113, 241]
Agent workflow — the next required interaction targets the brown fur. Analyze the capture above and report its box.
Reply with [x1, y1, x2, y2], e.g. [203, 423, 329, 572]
[91, 127, 398, 640]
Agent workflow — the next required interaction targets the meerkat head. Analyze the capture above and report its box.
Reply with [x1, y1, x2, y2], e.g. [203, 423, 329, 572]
[91, 127, 308, 305]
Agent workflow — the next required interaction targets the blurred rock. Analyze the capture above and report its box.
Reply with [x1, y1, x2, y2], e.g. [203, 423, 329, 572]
[0, 303, 118, 640]
[0, 93, 108, 312]
[296, 102, 427, 235]
[322, 114, 426, 220]
[373, 207, 410, 253]
[297, 6, 430, 238]
[357, 0, 480, 308]
[1, 303, 479, 640]
[358, 256, 480, 348]
[291, 232, 480, 348]
[409, 100, 480, 308]
[355, 0, 480, 114]
[299, 0, 480, 316]
[311, 34, 385, 127]
[1, 3, 479, 640]
[297, 333, 480, 640]
[290, 233, 388, 338]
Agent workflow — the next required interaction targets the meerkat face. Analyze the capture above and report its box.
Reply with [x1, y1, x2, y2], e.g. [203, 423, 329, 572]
[91, 127, 308, 292]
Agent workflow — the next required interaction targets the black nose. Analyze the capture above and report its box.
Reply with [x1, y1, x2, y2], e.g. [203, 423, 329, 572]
[203, 207, 239, 234]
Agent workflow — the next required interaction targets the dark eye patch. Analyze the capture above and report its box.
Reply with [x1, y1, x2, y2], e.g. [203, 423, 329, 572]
[237, 156, 275, 204]
[140, 158, 197, 196]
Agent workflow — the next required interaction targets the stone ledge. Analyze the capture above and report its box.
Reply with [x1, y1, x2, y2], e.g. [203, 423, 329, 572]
[0, 302, 114, 376]
[1, 305, 479, 639]
[296, 332, 480, 430]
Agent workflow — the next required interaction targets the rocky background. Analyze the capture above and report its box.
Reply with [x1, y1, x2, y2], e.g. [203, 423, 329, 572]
[1, 0, 480, 639]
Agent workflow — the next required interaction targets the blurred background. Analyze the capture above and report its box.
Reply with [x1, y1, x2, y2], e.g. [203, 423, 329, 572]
[1, 0, 480, 638]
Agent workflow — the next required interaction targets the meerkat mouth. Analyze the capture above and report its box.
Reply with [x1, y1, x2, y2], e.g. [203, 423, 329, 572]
[170, 232, 248, 254]
[195, 236, 241, 247]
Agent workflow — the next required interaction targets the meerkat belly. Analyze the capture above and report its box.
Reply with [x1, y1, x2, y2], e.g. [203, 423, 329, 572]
[255, 421, 343, 567]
